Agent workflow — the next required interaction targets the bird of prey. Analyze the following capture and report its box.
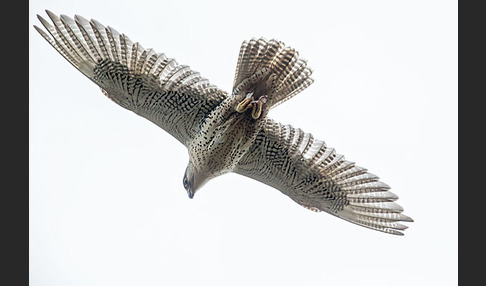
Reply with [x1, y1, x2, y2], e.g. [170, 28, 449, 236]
[34, 10, 413, 235]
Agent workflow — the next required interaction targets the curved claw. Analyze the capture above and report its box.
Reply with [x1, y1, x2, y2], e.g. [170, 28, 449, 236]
[235, 96, 253, 113]
[251, 99, 263, 119]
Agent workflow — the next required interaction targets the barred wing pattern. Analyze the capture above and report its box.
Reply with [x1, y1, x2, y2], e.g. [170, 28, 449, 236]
[34, 11, 227, 145]
[234, 119, 413, 235]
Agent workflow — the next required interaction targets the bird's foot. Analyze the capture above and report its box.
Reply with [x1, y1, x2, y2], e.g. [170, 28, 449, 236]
[235, 93, 267, 119]
[235, 93, 254, 113]
[250, 96, 267, 119]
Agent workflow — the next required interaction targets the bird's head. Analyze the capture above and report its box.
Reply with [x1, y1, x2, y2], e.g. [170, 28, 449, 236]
[183, 162, 210, 199]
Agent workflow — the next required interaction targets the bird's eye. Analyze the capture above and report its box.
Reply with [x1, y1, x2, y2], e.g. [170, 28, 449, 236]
[183, 177, 189, 190]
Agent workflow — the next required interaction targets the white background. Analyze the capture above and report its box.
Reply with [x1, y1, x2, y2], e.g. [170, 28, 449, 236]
[30, 0, 458, 285]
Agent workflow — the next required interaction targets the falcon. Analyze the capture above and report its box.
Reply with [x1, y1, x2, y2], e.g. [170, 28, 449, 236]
[34, 10, 413, 235]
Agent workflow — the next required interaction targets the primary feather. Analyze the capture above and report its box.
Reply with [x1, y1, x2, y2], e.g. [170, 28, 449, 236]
[35, 10, 226, 145]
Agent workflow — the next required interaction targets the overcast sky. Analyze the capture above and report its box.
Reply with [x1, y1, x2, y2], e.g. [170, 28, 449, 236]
[30, 1, 457, 285]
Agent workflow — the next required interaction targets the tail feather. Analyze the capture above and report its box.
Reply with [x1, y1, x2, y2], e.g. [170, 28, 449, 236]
[232, 38, 314, 108]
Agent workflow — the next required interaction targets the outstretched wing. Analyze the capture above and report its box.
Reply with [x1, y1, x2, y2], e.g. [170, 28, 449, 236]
[234, 119, 413, 235]
[34, 11, 227, 146]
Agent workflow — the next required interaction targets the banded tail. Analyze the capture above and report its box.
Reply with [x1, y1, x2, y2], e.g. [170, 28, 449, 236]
[232, 38, 314, 110]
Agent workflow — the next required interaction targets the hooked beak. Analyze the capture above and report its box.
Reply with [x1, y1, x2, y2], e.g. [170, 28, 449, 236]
[187, 189, 195, 199]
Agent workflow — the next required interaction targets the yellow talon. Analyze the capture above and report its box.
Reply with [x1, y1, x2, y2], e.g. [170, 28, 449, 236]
[236, 96, 253, 113]
[251, 99, 263, 119]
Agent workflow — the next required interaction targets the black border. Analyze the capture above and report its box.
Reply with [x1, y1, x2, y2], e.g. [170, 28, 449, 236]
[6, 0, 28, 284]
[22, 1, 461, 285]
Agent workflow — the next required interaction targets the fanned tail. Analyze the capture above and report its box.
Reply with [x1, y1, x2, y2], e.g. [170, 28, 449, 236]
[232, 38, 314, 109]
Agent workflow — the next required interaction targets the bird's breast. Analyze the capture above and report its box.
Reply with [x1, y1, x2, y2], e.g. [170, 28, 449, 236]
[189, 108, 263, 176]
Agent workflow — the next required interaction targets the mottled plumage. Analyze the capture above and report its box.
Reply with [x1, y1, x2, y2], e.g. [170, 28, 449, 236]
[34, 11, 412, 235]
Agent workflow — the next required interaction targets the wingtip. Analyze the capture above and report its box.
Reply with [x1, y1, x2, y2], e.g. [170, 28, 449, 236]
[74, 14, 89, 25]
[59, 14, 70, 22]
[33, 25, 45, 35]
[391, 230, 405, 236]
[36, 13, 46, 22]
[45, 9, 57, 20]
[401, 214, 414, 222]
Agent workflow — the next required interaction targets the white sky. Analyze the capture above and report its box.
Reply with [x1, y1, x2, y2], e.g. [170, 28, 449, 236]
[29, 1, 458, 285]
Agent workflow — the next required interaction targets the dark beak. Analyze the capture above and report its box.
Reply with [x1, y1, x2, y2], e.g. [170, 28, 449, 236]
[187, 189, 194, 199]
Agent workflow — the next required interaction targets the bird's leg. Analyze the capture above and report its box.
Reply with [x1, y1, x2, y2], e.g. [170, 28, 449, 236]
[235, 92, 254, 113]
[251, 95, 267, 119]
[235, 92, 267, 119]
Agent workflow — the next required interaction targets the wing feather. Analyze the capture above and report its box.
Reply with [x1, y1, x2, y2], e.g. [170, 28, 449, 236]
[35, 10, 227, 145]
[234, 119, 413, 235]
